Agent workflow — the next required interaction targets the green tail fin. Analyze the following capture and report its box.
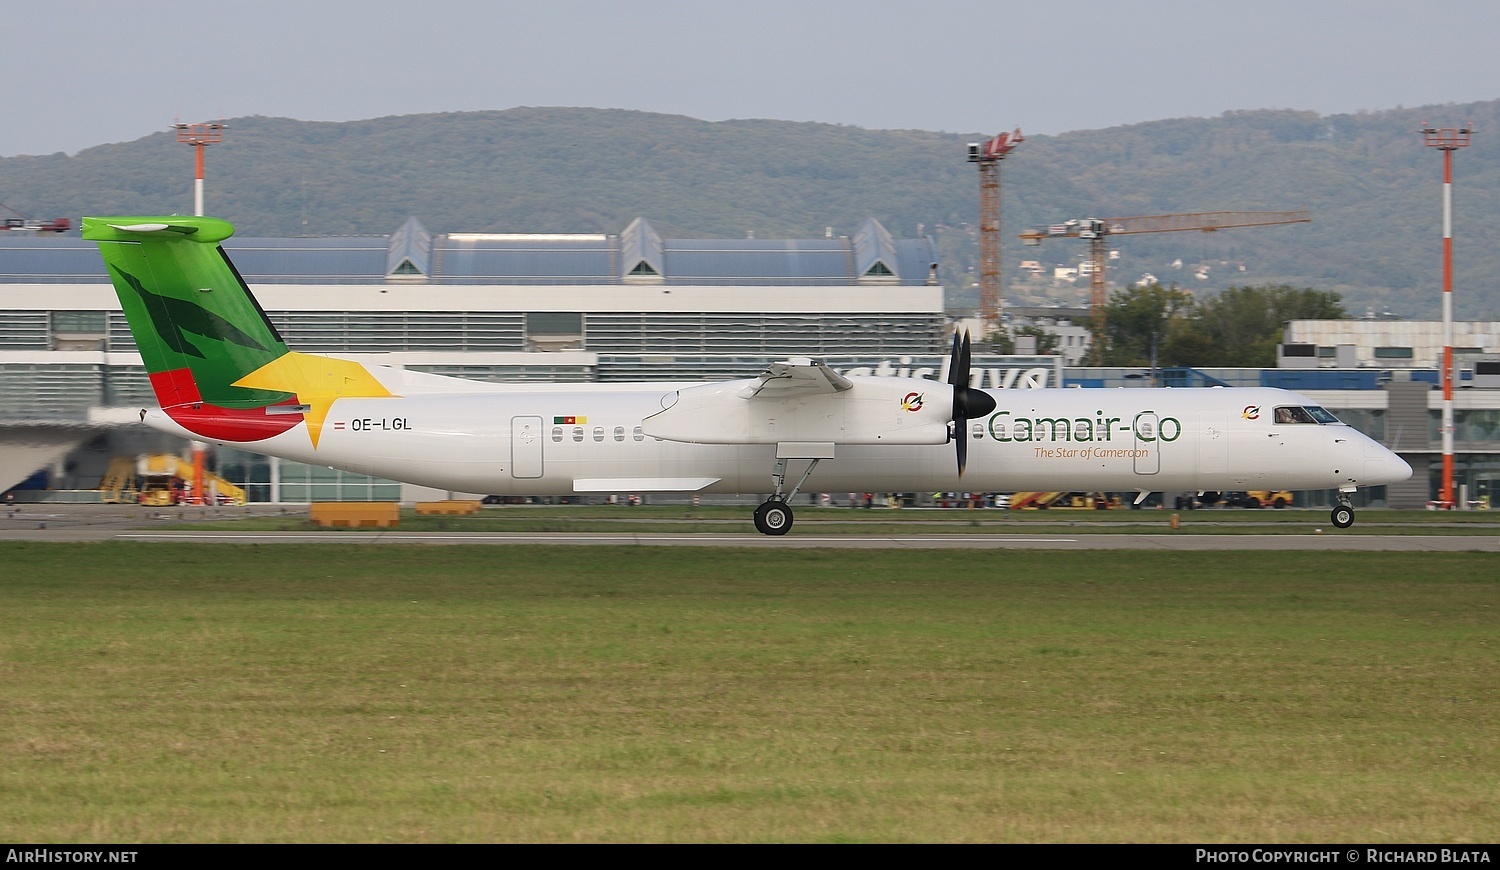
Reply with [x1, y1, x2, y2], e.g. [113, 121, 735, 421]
[83, 216, 292, 409]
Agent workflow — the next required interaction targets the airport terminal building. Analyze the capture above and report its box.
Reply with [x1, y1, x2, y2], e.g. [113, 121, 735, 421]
[0, 218, 1494, 509]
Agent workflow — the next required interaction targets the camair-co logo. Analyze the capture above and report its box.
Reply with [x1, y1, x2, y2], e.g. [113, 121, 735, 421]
[987, 410, 1182, 444]
[1242, 405, 1261, 420]
[901, 392, 924, 412]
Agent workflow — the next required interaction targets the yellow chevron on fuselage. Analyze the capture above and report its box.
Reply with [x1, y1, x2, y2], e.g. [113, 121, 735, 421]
[232, 351, 397, 447]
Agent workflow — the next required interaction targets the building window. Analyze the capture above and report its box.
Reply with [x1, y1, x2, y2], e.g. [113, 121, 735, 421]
[51, 311, 107, 333]
[1374, 347, 1414, 359]
[526, 312, 583, 335]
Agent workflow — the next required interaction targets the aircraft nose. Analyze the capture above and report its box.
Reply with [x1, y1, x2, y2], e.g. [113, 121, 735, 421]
[1364, 448, 1412, 485]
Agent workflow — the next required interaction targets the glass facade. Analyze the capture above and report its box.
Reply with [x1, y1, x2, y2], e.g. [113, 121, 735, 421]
[215, 448, 402, 504]
[1427, 408, 1500, 444]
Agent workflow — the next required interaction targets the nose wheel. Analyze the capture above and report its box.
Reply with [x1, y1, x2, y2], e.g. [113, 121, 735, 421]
[754, 499, 794, 536]
[1330, 501, 1355, 529]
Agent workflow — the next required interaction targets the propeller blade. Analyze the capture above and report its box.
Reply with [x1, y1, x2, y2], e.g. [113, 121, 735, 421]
[947, 332, 962, 387]
[947, 330, 994, 477]
[956, 416, 969, 475]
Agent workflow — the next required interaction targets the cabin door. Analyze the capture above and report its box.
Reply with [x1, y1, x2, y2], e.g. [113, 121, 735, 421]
[1133, 412, 1161, 475]
[511, 416, 544, 479]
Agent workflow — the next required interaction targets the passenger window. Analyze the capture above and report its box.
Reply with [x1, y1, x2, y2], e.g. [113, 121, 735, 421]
[971, 421, 984, 440]
[572, 426, 584, 442]
[593, 426, 604, 442]
[632, 426, 644, 442]
[613, 426, 625, 442]
[551, 427, 563, 442]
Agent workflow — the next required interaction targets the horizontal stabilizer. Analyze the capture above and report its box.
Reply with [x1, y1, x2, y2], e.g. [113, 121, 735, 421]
[83, 216, 236, 244]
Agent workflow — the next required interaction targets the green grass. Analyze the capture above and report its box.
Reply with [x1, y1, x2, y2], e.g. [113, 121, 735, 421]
[0, 544, 1495, 842]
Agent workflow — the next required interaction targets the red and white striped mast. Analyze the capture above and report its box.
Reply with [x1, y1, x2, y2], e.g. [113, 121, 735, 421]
[174, 121, 227, 217]
[172, 121, 227, 503]
[1420, 122, 1472, 509]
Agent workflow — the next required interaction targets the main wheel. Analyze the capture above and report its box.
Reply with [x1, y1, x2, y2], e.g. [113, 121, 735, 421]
[1330, 504, 1354, 529]
[754, 500, 794, 536]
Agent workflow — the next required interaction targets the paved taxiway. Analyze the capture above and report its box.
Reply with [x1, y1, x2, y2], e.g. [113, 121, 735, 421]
[2, 505, 1497, 550]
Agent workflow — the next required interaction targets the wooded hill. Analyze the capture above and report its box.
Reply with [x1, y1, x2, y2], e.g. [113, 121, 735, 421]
[3, 103, 1498, 319]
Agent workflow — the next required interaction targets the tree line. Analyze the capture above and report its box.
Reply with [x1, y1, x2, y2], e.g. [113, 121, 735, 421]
[1087, 283, 1347, 368]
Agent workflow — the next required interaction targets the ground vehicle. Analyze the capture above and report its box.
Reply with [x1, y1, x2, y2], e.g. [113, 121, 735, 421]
[1219, 490, 1293, 509]
[99, 454, 246, 505]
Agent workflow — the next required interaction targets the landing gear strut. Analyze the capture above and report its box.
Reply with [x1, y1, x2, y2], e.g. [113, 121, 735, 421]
[1330, 490, 1356, 529]
[753, 457, 821, 536]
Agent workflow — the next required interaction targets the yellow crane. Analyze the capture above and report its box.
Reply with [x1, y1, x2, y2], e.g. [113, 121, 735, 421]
[1019, 210, 1310, 361]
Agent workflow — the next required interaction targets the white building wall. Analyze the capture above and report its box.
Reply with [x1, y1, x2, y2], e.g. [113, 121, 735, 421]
[1284, 320, 1500, 368]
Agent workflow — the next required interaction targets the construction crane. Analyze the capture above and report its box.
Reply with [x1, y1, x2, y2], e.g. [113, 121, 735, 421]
[1019, 210, 1310, 360]
[967, 128, 1023, 334]
[0, 201, 70, 233]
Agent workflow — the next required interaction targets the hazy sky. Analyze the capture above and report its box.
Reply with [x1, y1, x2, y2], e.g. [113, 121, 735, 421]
[4, 0, 1498, 157]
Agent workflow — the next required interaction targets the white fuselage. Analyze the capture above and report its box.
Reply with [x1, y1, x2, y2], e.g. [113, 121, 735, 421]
[143, 366, 1412, 498]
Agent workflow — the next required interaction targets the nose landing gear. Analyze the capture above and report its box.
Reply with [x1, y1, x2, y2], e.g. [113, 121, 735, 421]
[1330, 487, 1357, 529]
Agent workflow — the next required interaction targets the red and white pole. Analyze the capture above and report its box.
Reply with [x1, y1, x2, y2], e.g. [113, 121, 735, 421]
[1440, 146, 1454, 508]
[193, 142, 206, 217]
[1422, 125, 1470, 508]
[174, 122, 226, 218]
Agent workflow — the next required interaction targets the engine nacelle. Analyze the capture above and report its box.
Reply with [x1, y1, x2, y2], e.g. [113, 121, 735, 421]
[642, 376, 955, 446]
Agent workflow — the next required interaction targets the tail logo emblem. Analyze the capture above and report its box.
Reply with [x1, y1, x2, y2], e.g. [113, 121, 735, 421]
[113, 267, 272, 357]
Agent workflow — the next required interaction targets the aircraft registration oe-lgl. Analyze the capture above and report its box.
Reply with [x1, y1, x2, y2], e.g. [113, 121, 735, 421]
[84, 216, 1412, 535]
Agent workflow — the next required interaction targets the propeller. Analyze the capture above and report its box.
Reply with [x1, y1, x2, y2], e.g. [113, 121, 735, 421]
[948, 330, 996, 476]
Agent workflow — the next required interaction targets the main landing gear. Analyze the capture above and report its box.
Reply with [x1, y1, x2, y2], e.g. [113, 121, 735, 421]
[754, 499, 794, 535]
[753, 456, 822, 536]
[1330, 488, 1356, 529]
[748, 331, 995, 536]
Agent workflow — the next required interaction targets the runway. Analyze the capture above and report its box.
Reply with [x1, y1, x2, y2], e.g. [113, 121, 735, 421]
[2, 505, 1496, 549]
[0, 529, 1488, 550]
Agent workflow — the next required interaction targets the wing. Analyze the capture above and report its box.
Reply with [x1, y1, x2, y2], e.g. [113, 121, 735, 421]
[738, 358, 853, 399]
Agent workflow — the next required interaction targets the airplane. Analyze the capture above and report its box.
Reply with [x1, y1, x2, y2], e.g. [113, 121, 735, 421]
[83, 215, 1412, 535]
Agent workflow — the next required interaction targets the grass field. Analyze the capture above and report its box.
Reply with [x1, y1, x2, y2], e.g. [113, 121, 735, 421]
[1, 543, 1495, 843]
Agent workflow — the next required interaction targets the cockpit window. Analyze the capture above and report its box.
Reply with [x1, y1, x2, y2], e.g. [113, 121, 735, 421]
[1273, 405, 1342, 424]
[1273, 406, 1318, 424]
